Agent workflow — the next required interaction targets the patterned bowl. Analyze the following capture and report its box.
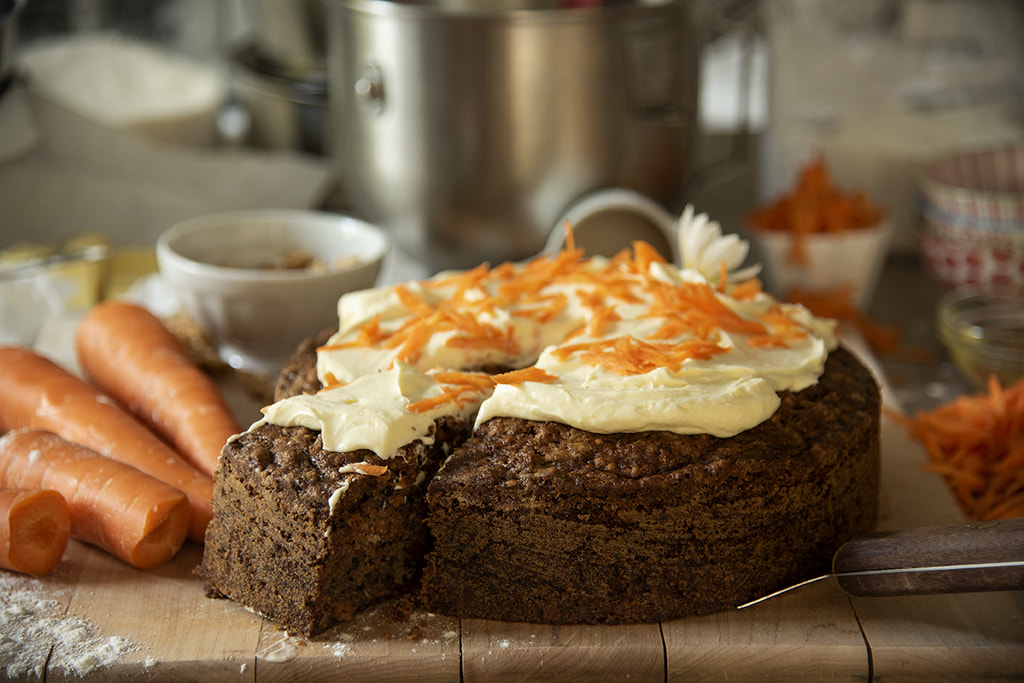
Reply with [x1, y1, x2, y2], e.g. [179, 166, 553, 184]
[919, 145, 1024, 224]
[916, 145, 1024, 291]
[916, 216, 1024, 291]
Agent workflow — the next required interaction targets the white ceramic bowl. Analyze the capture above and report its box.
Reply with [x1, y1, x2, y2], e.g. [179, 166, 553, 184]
[751, 218, 893, 307]
[156, 210, 389, 373]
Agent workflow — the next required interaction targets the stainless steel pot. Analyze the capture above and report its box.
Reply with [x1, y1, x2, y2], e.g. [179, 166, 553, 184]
[327, 0, 717, 271]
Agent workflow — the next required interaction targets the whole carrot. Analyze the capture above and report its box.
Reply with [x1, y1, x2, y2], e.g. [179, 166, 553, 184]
[0, 346, 213, 542]
[0, 429, 191, 569]
[0, 487, 70, 576]
[75, 300, 241, 478]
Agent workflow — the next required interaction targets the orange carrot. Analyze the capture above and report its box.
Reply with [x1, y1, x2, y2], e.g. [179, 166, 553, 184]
[74, 300, 241, 478]
[0, 429, 190, 569]
[890, 376, 1024, 521]
[0, 346, 213, 542]
[0, 488, 70, 576]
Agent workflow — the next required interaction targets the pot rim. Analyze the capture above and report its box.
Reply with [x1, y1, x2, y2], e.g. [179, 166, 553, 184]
[327, 0, 686, 20]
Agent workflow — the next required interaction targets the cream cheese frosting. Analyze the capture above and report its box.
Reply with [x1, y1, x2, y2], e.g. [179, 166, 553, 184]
[254, 206, 838, 456]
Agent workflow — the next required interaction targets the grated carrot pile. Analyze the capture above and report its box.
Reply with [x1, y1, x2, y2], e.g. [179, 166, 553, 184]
[891, 375, 1024, 521]
[746, 156, 885, 264]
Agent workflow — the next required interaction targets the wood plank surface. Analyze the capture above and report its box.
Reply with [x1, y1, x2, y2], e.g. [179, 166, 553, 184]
[462, 619, 664, 682]
[663, 580, 867, 682]
[2, 335, 1021, 681]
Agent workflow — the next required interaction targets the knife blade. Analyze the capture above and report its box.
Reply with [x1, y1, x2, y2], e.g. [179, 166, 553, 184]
[738, 517, 1024, 609]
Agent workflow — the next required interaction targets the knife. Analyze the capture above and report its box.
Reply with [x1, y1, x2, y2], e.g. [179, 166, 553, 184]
[738, 517, 1024, 608]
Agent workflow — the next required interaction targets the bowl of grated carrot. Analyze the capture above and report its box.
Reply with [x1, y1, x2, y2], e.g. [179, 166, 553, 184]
[156, 209, 389, 374]
[746, 156, 891, 308]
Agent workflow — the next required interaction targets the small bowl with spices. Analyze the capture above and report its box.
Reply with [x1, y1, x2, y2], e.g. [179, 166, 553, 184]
[156, 209, 389, 373]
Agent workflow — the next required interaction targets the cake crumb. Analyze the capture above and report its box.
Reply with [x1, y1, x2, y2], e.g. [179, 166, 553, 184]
[259, 635, 301, 663]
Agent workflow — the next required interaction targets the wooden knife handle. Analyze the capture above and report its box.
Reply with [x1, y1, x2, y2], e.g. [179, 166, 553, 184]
[833, 518, 1024, 598]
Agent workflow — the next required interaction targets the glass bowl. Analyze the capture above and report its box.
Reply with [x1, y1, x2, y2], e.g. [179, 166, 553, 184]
[937, 286, 1024, 389]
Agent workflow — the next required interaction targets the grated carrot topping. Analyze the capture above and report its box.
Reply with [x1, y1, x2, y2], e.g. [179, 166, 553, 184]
[631, 240, 667, 274]
[491, 367, 559, 385]
[318, 372, 348, 393]
[644, 281, 766, 340]
[393, 284, 433, 316]
[318, 315, 387, 351]
[424, 262, 492, 294]
[431, 370, 495, 389]
[384, 318, 436, 364]
[554, 336, 727, 375]
[445, 325, 521, 356]
[405, 366, 558, 414]
[729, 278, 764, 301]
[745, 305, 811, 348]
[585, 306, 621, 339]
[353, 463, 388, 476]
[406, 387, 460, 414]
[563, 220, 577, 253]
[510, 293, 569, 324]
[890, 375, 1024, 521]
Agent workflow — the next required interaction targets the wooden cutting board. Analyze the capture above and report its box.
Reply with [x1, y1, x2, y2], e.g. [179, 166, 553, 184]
[3, 343, 1023, 682]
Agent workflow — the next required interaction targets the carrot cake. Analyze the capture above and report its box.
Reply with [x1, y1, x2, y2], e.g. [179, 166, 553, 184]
[201, 206, 881, 635]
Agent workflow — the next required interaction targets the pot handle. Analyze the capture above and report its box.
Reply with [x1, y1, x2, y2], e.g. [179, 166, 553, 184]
[546, 188, 678, 264]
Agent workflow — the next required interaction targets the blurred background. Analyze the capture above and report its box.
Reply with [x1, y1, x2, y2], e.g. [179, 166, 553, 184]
[1, 0, 1022, 411]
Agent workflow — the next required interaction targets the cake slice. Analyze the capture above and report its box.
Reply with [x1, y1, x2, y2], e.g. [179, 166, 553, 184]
[201, 416, 467, 636]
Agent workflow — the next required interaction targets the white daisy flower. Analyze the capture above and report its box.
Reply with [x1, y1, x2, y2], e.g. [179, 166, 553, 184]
[677, 204, 760, 285]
